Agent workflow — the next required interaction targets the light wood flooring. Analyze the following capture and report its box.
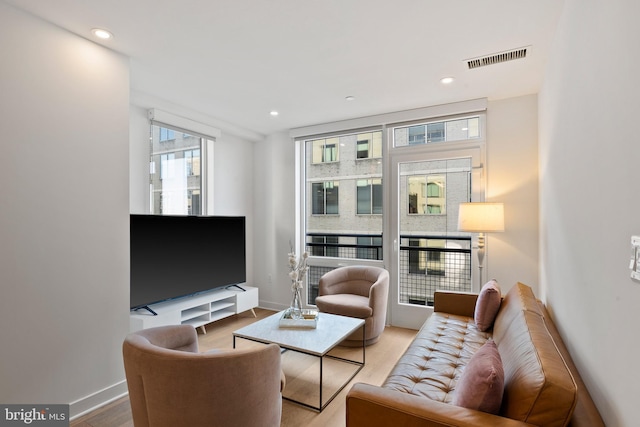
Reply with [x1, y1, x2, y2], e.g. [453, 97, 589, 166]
[71, 308, 417, 427]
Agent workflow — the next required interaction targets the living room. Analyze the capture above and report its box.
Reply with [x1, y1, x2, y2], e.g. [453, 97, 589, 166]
[1, 1, 638, 426]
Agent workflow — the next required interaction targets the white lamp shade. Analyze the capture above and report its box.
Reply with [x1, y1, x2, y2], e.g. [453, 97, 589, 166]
[457, 202, 505, 232]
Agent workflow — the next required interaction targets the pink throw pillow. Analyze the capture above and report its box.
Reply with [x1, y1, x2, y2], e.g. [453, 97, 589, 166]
[474, 279, 501, 331]
[453, 339, 504, 414]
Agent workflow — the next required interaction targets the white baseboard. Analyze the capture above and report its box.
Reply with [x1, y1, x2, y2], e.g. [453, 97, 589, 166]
[258, 301, 288, 312]
[69, 380, 129, 420]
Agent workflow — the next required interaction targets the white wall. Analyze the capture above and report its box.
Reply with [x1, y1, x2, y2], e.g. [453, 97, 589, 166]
[0, 3, 130, 417]
[252, 132, 298, 310]
[486, 95, 539, 294]
[539, 0, 640, 425]
[212, 132, 256, 285]
[129, 105, 150, 214]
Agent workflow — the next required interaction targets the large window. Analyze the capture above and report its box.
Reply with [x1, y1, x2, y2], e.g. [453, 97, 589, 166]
[296, 102, 485, 329]
[150, 125, 208, 215]
[304, 130, 384, 304]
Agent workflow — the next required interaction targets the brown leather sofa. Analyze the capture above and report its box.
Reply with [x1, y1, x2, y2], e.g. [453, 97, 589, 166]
[123, 324, 284, 427]
[346, 282, 605, 427]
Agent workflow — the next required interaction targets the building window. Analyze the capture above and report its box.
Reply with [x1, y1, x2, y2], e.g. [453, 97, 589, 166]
[357, 179, 382, 214]
[311, 181, 339, 214]
[408, 126, 425, 145]
[185, 149, 200, 176]
[159, 128, 175, 142]
[188, 189, 200, 215]
[311, 137, 339, 163]
[356, 132, 382, 159]
[394, 116, 480, 147]
[408, 175, 446, 215]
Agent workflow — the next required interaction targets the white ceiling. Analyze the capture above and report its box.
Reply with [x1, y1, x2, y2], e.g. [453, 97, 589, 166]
[6, 0, 564, 138]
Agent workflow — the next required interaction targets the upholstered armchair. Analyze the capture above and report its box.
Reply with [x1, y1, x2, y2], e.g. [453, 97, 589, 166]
[123, 325, 283, 427]
[315, 265, 389, 346]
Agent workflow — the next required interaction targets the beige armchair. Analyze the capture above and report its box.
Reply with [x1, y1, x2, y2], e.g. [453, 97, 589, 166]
[315, 265, 389, 346]
[123, 324, 283, 427]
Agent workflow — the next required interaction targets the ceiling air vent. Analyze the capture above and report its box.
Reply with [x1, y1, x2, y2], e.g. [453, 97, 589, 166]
[466, 47, 528, 69]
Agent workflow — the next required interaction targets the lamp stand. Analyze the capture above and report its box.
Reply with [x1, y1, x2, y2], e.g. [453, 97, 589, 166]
[477, 232, 486, 285]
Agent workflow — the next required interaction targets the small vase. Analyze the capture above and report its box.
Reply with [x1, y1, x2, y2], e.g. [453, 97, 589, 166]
[288, 285, 303, 319]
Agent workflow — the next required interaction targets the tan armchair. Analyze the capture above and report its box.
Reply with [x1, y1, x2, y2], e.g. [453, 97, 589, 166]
[123, 324, 283, 427]
[315, 265, 389, 346]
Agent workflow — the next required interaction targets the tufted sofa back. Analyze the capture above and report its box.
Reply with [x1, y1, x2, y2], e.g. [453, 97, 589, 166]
[382, 311, 490, 402]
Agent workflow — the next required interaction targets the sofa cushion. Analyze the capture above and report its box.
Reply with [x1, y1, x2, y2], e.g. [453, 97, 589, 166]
[382, 312, 490, 403]
[493, 281, 543, 344]
[494, 283, 577, 427]
[474, 279, 501, 331]
[452, 339, 504, 414]
[315, 294, 372, 319]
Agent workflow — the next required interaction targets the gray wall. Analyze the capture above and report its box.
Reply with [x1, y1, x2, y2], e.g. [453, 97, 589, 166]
[539, 0, 640, 425]
[0, 2, 130, 417]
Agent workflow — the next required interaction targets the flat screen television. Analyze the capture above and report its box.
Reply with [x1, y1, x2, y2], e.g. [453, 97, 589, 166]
[130, 214, 246, 313]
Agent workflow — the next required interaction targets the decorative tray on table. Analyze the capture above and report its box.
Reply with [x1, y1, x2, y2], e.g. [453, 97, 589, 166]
[279, 309, 319, 329]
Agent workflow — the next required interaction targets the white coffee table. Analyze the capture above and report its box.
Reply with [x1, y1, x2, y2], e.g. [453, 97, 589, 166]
[233, 310, 365, 412]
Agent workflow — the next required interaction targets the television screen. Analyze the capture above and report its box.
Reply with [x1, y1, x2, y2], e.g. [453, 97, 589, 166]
[130, 215, 246, 310]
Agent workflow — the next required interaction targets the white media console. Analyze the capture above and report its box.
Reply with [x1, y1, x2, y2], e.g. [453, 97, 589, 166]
[130, 285, 259, 333]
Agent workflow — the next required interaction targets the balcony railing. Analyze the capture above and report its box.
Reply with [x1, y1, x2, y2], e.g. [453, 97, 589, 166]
[304, 233, 471, 307]
[306, 232, 383, 260]
[398, 235, 471, 306]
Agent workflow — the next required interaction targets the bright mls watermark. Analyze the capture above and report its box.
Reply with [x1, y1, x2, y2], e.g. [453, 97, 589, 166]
[1, 405, 69, 426]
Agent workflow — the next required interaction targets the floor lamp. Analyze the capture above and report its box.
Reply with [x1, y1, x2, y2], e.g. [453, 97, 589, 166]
[457, 202, 505, 286]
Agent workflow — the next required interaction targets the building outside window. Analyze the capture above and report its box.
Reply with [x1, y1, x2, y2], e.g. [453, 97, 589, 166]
[150, 125, 207, 215]
[395, 116, 480, 147]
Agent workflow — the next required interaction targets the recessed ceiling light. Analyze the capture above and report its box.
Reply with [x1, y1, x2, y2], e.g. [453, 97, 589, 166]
[440, 77, 454, 84]
[345, 96, 355, 101]
[270, 111, 279, 116]
[91, 28, 113, 40]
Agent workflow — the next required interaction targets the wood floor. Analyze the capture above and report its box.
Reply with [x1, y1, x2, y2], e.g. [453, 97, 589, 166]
[71, 308, 417, 427]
